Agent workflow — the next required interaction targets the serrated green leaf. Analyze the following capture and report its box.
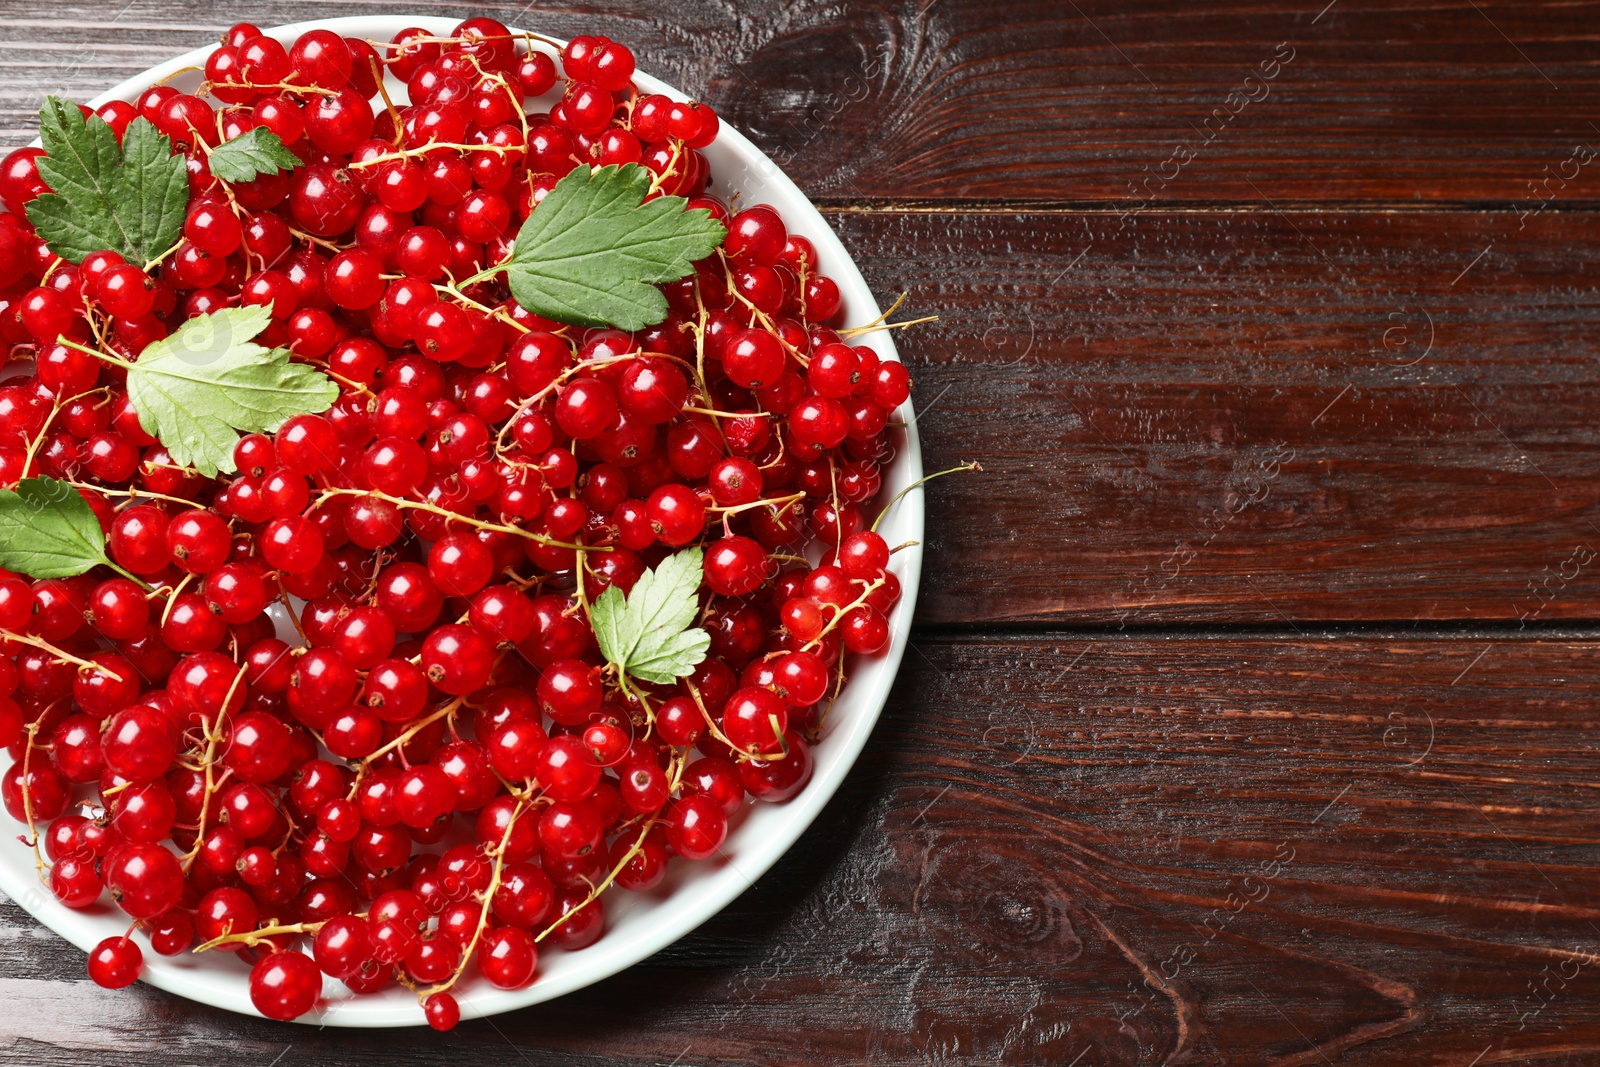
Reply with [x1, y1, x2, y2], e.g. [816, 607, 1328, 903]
[207, 126, 303, 184]
[504, 163, 727, 331]
[117, 116, 191, 264]
[592, 547, 711, 686]
[25, 98, 187, 265]
[591, 584, 627, 673]
[126, 306, 339, 478]
[0, 477, 109, 580]
[31, 99, 130, 249]
[628, 626, 714, 686]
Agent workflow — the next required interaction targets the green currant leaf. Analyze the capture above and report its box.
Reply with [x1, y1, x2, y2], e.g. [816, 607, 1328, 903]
[591, 546, 711, 686]
[0, 477, 109, 580]
[25, 97, 188, 265]
[206, 126, 303, 184]
[503, 163, 726, 331]
[125, 305, 340, 478]
[117, 116, 193, 266]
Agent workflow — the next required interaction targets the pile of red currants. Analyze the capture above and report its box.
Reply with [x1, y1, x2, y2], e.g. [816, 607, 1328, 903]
[0, 17, 916, 1029]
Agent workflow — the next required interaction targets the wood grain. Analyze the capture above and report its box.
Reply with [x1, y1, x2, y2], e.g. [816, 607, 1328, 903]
[5, 634, 1600, 1066]
[3, 5, 1600, 1065]
[6, 6, 1594, 623]
[829, 206, 1600, 626]
[2, 1, 1599, 204]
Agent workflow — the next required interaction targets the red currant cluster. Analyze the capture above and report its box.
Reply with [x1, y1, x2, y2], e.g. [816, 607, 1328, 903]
[0, 18, 915, 1029]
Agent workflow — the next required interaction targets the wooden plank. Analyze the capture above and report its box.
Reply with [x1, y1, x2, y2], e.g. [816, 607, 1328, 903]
[1, 1, 1598, 204]
[0, 8, 1593, 624]
[3, 633, 1599, 1065]
[825, 206, 1600, 626]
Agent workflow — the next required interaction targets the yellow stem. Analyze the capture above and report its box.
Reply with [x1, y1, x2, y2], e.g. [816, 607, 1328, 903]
[370, 56, 405, 148]
[345, 697, 465, 799]
[534, 814, 659, 943]
[804, 576, 887, 651]
[179, 693, 240, 872]
[18, 700, 69, 885]
[709, 490, 804, 517]
[349, 142, 525, 170]
[194, 919, 327, 953]
[158, 572, 195, 626]
[66, 480, 201, 510]
[870, 462, 982, 533]
[4, 631, 112, 675]
[313, 487, 603, 550]
[839, 291, 909, 335]
[416, 796, 526, 998]
[839, 314, 940, 338]
[201, 79, 340, 99]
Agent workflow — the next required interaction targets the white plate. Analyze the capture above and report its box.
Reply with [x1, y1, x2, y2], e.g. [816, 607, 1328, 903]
[0, 15, 924, 1027]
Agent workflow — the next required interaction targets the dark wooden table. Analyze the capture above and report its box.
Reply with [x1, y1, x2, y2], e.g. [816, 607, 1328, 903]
[6, 1, 1600, 1064]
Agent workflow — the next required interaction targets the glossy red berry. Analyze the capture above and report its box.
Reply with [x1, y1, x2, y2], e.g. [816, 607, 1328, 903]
[665, 793, 729, 861]
[420, 623, 495, 695]
[704, 535, 768, 596]
[535, 736, 602, 803]
[196, 886, 259, 947]
[427, 533, 494, 597]
[646, 483, 705, 546]
[262, 515, 324, 574]
[424, 991, 460, 1031]
[723, 329, 785, 389]
[274, 413, 339, 473]
[487, 716, 548, 781]
[51, 852, 103, 908]
[88, 936, 143, 989]
[722, 686, 788, 755]
[313, 915, 372, 979]
[167, 509, 231, 573]
[395, 764, 455, 828]
[555, 377, 619, 440]
[149, 911, 196, 956]
[249, 949, 322, 1021]
[537, 660, 602, 725]
[617, 357, 687, 423]
[223, 711, 293, 783]
[96, 264, 157, 319]
[102, 704, 178, 782]
[103, 842, 184, 919]
[478, 926, 537, 989]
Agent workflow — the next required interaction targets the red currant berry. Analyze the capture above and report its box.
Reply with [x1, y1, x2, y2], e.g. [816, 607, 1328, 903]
[478, 926, 537, 989]
[313, 914, 372, 979]
[103, 841, 184, 919]
[166, 509, 231, 573]
[704, 535, 769, 596]
[88, 936, 143, 989]
[646, 483, 706, 546]
[420, 623, 495, 695]
[424, 991, 460, 1031]
[535, 735, 602, 803]
[427, 533, 494, 597]
[249, 949, 322, 1021]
